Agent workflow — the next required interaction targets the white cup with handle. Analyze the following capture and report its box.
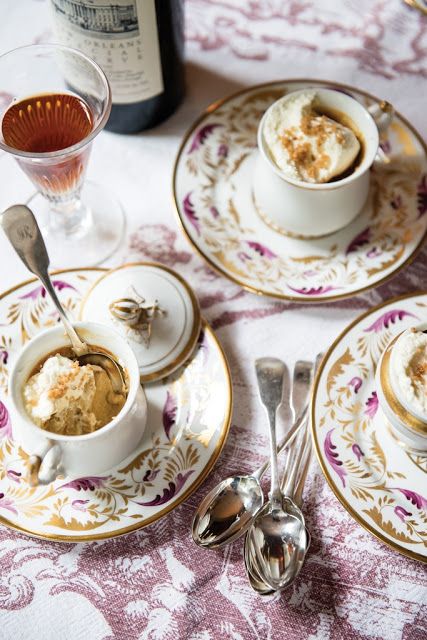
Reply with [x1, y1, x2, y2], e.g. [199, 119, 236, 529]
[8, 321, 147, 485]
[253, 88, 393, 238]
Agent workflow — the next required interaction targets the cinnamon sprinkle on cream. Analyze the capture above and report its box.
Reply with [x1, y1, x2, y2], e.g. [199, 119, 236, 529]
[263, 90, 361, 183]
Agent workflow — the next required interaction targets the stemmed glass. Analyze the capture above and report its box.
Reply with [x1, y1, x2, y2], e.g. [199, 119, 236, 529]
[0, 44, 125, 268]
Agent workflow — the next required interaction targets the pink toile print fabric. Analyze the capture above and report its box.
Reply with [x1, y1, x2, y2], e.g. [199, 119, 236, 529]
[0, 1, 426, 639]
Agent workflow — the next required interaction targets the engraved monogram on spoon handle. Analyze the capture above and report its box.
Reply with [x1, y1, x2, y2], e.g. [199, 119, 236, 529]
[1, 204, 125, 394]
[1, 204, 88, 355]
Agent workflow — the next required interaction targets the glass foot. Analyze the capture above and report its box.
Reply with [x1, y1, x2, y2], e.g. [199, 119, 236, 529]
[26, 180, 126, 269]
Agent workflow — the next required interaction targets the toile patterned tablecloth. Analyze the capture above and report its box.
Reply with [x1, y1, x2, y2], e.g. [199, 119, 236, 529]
[0, 1, 426, 639]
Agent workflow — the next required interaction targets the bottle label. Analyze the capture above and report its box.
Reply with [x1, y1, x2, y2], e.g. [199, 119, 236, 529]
[51, 0, 164, 104]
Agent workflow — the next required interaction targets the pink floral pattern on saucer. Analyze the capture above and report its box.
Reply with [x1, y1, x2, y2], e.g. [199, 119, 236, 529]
[0, 269, 231, 541]
[174, 80, 427, 302]
[312, 292, 427, 562]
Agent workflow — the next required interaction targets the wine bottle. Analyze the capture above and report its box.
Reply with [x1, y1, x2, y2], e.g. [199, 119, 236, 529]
[50, 0, 185, 134]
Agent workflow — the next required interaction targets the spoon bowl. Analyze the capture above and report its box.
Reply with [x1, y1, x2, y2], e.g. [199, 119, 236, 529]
[191, 412, 306, 549]
[192, 360, 314, 550]
[77, 351, 125, 394]
[245, 524, 312, 595]
[192, 475, 264, 548]
[248, 497, 308, 591]
[244, 537, 275, 595]
[244, 411, 317, 594]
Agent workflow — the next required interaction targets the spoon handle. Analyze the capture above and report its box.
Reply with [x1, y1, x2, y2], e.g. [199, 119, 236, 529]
[282, 353, 323, 497]
[255, 358, 286, 510]
[291, 360, 314, 419]
[282, 423, 309, 498]
[253, 405, 307, 480]
[292, 437, 313, 507]
[280, 360, 313, 483]
[1, 205, 88, 355]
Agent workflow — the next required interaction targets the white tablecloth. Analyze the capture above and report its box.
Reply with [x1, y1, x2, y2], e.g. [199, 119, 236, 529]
[0, 1, 426, 639]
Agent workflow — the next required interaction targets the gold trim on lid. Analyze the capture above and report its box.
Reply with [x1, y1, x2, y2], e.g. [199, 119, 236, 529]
[80, 262, 202, 383]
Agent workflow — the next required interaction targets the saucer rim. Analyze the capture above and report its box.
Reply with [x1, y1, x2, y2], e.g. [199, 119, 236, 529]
[0, 268, 233, 542]
[172, 77, 427, 303]
[79, 261, 202, 383]
[311, 289, 427, 563]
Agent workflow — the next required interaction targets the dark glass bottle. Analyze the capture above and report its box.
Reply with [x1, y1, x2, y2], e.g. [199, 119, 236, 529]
[50, 0, 185, 134]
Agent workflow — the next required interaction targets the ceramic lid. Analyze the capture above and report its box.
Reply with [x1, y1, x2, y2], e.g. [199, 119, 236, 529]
[80, 262, 201, 382]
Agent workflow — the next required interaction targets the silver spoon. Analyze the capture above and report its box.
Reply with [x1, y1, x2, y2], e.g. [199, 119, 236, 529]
[244, 357, 293, 588]
[279, 360, 313, 485]
[192, 360, 312, 549]
[248, 440, 308, 591]
[245, 429, 313, 594]
[245, 428, 313, 595]
[0, 204, 125, 393]
[246, 354, 322, 592]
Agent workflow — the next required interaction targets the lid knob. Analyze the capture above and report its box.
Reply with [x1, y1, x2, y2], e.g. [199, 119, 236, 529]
[80, 262, 201, 382]
[109, 286, 166, 347]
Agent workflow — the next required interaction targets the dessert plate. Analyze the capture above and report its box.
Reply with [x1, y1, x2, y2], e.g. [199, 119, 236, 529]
[173, 79, 427, 302]
[0, 269, 232, 541]
[312, 291, 427, 562]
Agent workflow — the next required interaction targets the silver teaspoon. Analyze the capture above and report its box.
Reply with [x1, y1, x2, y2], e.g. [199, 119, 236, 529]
[247, 357, 292, 584]
[246, 354, 322, 593]
[1, 204, 125, 393]
[192, 359, 312, 549]
[245, 427, 313, 595]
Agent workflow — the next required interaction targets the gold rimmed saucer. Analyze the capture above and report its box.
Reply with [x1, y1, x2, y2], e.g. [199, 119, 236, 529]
[311, 291, 427, 563]
[80, 262, 202, 383]
[404, 0, 427, 16]
[173, 79, 427, 302]
[0, 268, 232, 542]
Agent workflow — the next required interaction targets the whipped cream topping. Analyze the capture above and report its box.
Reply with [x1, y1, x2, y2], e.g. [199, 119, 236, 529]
[392, 329, 427, 416]
[262, 90, 361, 183]
[24, 354, 97, 433]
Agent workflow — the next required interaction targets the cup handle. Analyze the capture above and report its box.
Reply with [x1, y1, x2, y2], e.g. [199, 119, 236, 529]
[29, 443, 62, 486]
[368, 100, 394, 133]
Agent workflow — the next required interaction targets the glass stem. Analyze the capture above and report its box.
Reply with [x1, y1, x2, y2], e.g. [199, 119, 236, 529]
[48, 193, 92, 237]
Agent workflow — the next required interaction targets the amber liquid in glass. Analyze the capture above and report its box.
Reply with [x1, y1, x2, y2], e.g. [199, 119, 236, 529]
[1, 93, 93, 197]
[2, 92, 92, 152]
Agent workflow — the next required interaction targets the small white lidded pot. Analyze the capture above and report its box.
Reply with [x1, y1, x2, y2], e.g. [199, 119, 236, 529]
[376, 324, 427, 453]
[9, 321, 147, 484]
[253, 88, 391, 238]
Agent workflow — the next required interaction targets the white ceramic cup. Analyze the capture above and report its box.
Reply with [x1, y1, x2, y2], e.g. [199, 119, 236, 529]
[253, 88, 390, 238]
[9, 321, 147, 483]
[375, 324, 427, 453]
